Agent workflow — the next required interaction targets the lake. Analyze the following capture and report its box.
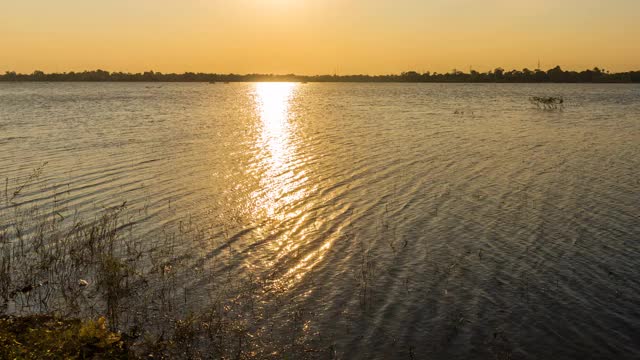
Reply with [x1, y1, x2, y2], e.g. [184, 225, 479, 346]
[1, 82, 639, 359]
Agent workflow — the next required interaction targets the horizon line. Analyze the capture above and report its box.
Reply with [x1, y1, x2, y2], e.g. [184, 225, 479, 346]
[3, 65, 640, 77]
[2, 66, 640, 84]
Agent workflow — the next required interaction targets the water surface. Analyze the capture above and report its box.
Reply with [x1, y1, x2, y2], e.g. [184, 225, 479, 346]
[1, 82, 639, 359]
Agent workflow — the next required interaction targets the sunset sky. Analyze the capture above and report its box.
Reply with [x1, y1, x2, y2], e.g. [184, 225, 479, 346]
[2, 0, 639, 74]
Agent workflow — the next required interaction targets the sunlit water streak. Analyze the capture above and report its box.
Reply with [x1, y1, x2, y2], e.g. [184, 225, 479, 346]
[252, 82, 335, 289]
[1, 83, 639, 359]
[253, 82, 298, 219]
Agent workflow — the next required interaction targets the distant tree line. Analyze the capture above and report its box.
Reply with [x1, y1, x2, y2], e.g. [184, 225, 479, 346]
[1, 67, 639, 83]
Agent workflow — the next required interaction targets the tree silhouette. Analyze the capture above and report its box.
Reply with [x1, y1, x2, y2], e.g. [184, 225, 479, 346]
[0, 67, 638, 83]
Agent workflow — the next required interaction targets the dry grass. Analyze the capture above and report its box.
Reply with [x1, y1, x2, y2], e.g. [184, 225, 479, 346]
[0, 315, 130, 359]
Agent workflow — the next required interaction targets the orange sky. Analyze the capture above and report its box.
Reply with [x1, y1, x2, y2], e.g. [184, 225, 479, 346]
[1, 0, 639, 74]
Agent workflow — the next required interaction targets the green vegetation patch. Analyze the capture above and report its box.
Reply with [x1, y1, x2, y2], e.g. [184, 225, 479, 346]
[0, 315, 130, 359]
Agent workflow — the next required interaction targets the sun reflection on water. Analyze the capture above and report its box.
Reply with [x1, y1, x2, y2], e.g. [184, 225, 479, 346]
[257, 83, 296, 170]
[251, 82, 336, 290]
[254, 82, 298, 218]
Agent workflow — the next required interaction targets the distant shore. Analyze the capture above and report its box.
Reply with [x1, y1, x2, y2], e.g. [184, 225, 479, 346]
[2, 66, 639, 83]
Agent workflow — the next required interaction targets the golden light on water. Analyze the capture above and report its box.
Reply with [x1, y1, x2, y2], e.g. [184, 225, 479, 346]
[253, 82, 298, 218]
[256, 82, 297, 178]
[250, 82, 336, 289]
